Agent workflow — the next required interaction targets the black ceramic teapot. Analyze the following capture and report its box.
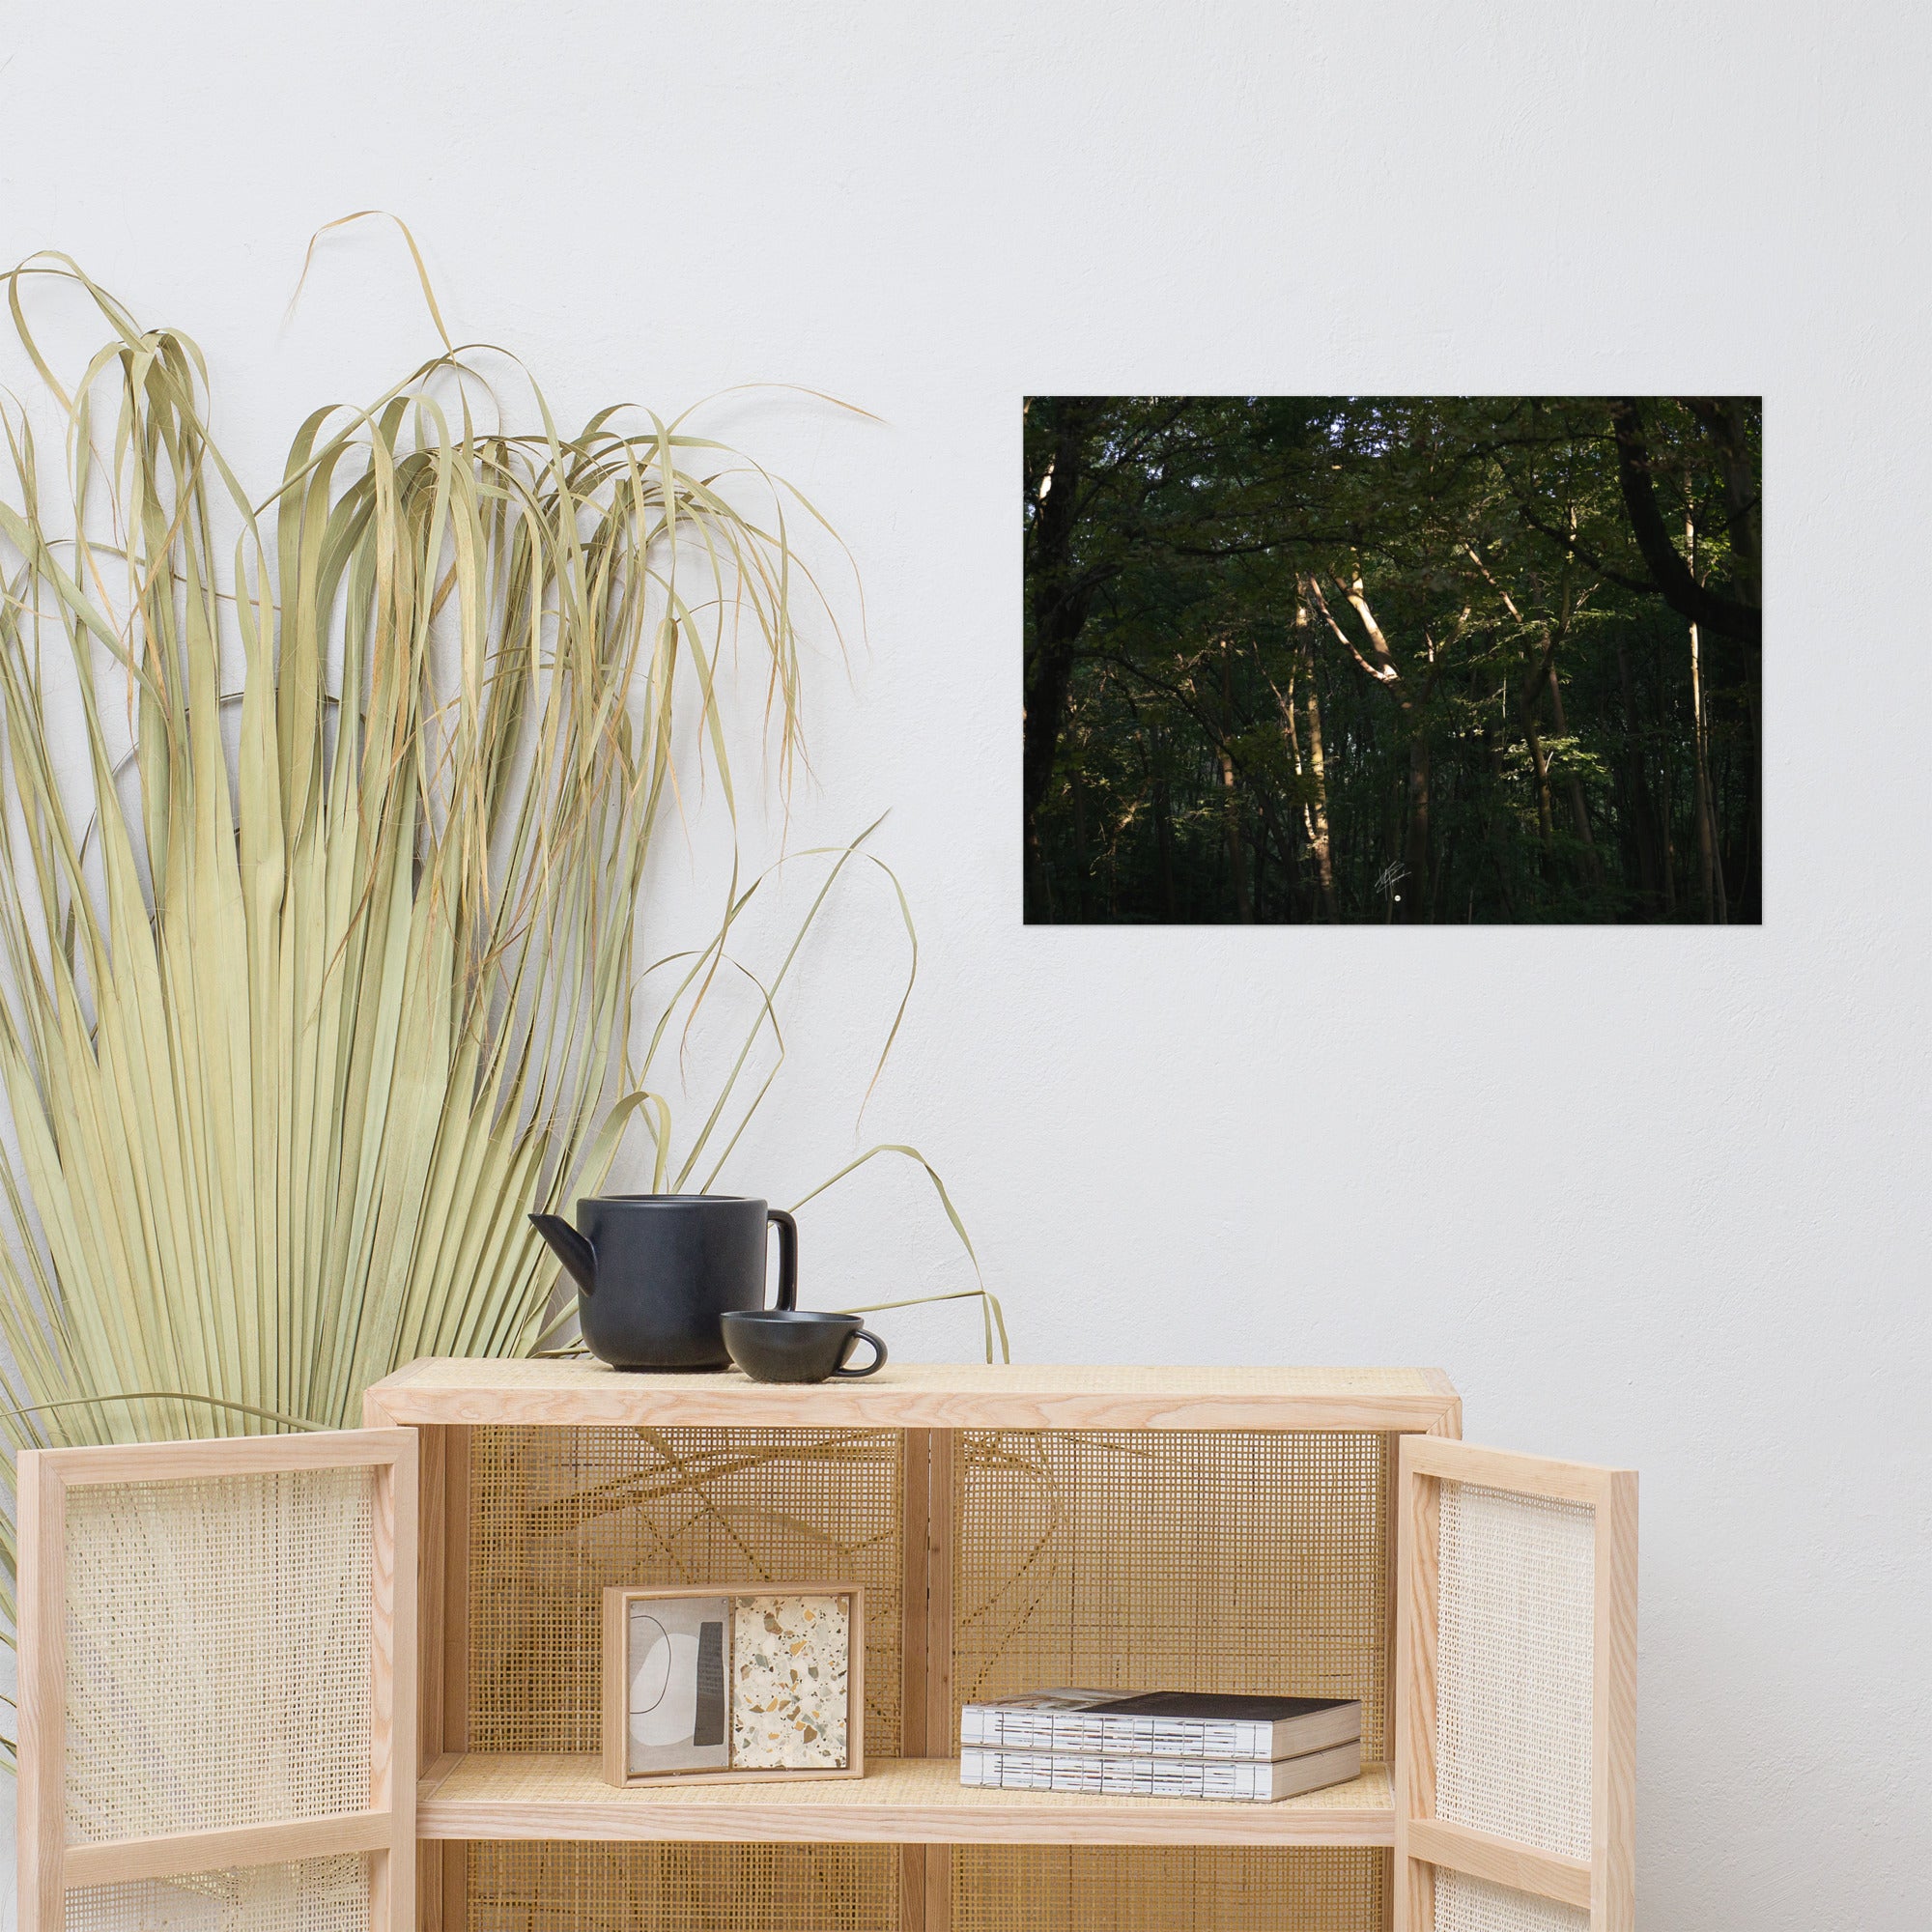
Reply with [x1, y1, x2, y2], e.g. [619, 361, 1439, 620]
[529, 1194, 798, 1371]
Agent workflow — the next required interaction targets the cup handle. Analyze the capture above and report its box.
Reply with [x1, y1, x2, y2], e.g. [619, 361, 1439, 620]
[767, 1208, 798, 1311]
[832, 1328, 887, 1378]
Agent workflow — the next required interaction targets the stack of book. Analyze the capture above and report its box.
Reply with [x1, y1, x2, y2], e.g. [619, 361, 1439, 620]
[958, 1688, 1362, 1804]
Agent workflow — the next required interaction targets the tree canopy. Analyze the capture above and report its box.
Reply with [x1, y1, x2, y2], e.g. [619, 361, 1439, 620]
[1023, 396, 1760, 923]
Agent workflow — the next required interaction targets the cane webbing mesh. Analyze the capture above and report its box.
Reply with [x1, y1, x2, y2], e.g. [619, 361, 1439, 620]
[63, 1469, 375, 1842]
[461, 1425, 1397, 1932]
[1433, 1870, 1589, 1932]
[952, 1846, 1387, 1931]
[952, 1431, 1392, 1759]
[468, 1426, 902, 1756]
[64, 1855, 370, 1932]
[1435, 1481, 1594, 1861]
[466, 1841, 896, 1932]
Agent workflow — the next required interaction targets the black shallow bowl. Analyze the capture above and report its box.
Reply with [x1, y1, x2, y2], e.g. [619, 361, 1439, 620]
[721, 1310, 887, 1383]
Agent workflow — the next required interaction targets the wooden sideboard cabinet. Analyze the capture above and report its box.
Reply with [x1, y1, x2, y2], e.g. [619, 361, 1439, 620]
[16, 1361, 1635, 1932]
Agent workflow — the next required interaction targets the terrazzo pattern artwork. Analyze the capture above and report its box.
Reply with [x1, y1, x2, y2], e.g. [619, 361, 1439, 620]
[730, 1595, 851, 1770]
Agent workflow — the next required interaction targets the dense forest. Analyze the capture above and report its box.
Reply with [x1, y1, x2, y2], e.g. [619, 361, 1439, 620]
[1023, 397, 1760, 923]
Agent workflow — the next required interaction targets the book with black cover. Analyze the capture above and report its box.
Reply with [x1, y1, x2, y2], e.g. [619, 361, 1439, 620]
[958, 1688, 1361, 1762]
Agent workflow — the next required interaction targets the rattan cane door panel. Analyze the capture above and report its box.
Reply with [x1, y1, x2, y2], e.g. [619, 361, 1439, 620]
[1435, 1484, 1595, 1861]
[952, 1430, 1394, 1760]
[63, 1467, 377, 1842]
[15, 1432, 415, 1932]
[1394, 1440, 1636, 1932]
[63, 1856, 374, 1932]
[1430, 1871, 1589, 1932]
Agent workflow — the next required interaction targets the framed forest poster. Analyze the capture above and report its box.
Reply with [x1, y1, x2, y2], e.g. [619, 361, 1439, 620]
[1023, 396, 1760, 925]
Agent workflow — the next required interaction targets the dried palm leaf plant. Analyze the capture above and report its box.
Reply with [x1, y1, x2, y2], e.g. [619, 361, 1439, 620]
[0, 237, 1001, 1764]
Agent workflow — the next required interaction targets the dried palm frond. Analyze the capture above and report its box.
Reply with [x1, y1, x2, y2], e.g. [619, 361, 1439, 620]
[0, 241, 1000, 1767]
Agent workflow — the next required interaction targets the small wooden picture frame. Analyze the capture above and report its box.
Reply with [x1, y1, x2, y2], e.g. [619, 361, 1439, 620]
[602, 1583, 866, 1788]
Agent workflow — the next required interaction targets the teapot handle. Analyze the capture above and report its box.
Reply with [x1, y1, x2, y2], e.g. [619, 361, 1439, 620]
[767, 1208, 798, 1311]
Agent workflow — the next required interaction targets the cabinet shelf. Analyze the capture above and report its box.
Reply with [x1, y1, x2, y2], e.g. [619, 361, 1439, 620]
[415, 1752, 1395, 1848]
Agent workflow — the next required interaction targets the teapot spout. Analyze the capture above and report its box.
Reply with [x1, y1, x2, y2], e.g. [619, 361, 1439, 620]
[529, 1212, 598, 1295]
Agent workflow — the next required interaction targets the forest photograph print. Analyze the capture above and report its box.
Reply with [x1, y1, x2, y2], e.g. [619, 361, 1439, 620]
[1023, 397, 1761, 924]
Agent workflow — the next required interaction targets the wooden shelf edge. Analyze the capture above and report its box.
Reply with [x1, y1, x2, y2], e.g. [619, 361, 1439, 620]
[414, 1756, 1394, 1849]
[364, 1360, 1461, 1435]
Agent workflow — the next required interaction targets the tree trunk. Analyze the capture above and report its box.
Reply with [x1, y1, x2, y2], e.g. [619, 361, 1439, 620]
[1279, 662, 1313, 920]
[1719, 395, 1762, 915]
[1308, 573, 1432, 919]
[1687, 514, 1728, 924]
[1523, 707, 1556, 852]
[1682, 398, 1760, 917]
[1542, 661, 1601, 883]
[1482, 724, 1518, 919]
[1276, 626, 1337, 924]
[1403, 730, 1431, 922]
[1249, 807, 1273, 921]
[1431, 760, 1458, 921]
[1298, 613, 1339, 922]
[1221, 639, 1253, 923]
[1023, 402, 1099, 908]
[1069, 764, 1092, 917]
[1220, 741, 1252, 922]
[1153, 757, 1178, 921]
[1614, 637, 1663, 917]
[1689, 616, 1726, 923]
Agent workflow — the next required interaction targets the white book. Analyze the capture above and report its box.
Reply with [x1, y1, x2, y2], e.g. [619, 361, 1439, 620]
[959, 1689, 1361, 1762]
[958, 1737, 1363, 1804]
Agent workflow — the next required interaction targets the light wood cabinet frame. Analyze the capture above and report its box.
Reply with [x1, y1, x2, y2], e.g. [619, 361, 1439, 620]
[1394, 1436, 1637, 1932]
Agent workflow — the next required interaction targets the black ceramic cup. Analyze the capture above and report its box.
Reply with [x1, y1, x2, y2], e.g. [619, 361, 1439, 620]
[720, 1310, 888, 1383]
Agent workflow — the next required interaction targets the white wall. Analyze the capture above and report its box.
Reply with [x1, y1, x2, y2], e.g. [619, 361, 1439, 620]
[5, 3, 1927, 1924]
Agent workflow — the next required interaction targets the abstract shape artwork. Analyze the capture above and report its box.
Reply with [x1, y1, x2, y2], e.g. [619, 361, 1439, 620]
[626, 1596, 731, 1775]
